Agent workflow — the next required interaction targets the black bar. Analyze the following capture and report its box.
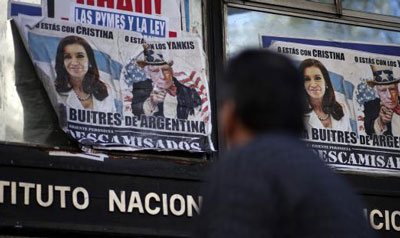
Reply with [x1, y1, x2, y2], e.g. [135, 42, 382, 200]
[47, 0, 54, 18]
[207, 0, 224, 158]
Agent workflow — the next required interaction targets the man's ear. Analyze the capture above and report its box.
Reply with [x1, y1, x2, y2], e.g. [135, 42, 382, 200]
[219, 99, 236, 148]
[373, 86, 378, 95]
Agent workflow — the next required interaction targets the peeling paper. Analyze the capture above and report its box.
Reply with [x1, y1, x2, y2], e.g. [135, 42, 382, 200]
[49, 151, 108, 162]
[14, 15, 215, 153]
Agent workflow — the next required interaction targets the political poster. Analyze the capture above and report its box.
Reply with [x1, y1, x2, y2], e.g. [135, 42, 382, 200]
[262, 35, 400, 175]
[14, 15, 214, 152]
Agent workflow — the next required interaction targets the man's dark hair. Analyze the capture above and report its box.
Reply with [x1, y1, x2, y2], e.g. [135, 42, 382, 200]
[221, 49, 305, 135]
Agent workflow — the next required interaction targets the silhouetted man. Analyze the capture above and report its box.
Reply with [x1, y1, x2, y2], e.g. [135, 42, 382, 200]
[196, 49, 374, 238]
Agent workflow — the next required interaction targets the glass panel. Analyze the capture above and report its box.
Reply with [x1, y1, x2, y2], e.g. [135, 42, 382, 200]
[0, 0, 77, 148]
[227, 7, 400, 57]
[342, 0, 400, 17]
[0, 19, 74, 147]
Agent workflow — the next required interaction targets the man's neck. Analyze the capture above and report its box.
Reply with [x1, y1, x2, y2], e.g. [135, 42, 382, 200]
[228, 124, 254, 148]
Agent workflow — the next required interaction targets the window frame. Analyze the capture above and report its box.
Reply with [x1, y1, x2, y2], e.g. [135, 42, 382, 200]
[225, 0, 400, 30]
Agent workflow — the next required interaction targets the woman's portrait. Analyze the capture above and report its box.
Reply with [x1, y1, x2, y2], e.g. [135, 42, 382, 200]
[299, 58, 351, 131]
[55, 35, 115, 112]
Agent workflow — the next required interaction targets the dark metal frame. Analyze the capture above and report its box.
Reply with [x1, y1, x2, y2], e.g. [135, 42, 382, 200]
[4, 0, 400, 236]
[0, 0, 225, 236]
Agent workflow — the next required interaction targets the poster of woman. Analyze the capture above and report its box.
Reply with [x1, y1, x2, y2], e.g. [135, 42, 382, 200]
[55, 35, 115, 112]
[262, 35, 400, 174]
[299, 58, 351, 131]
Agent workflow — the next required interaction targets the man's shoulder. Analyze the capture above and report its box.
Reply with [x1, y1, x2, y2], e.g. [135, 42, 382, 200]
[223, 134, 345, 188]
[223, 134, 318, 171]
[173, 77, 191, 90]
[364, 98, 380, 108]
[173, 77, 201, 106]
[132, 79, 152, 88]
[238, 134, 309, 159]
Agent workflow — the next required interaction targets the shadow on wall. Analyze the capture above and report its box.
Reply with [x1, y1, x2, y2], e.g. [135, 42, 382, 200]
[11, 20, 76, 148]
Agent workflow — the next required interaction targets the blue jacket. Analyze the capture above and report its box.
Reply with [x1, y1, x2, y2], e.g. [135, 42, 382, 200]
[197, 133, 375, 238]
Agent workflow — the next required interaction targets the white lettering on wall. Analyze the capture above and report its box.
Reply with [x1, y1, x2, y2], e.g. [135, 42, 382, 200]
[145, 192, 160, 215]
[72, 187, 90, 210]
[0, 180, 89, 210]
[365, 208, 400, 232]
[0, 181, 10, 203]
[108, 189, 202, 217]
[19, 182, 35, 205]
[36, 184, 54, 207]
[109, 190, 126, 212]
[0, 180, 201, 217]
[170, 194, 185, 216]
[127, 191, 144, 213]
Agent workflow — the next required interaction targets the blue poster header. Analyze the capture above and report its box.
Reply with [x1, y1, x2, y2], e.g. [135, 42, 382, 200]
[261, 36, 400, 57]
[75, 7, 167, 38]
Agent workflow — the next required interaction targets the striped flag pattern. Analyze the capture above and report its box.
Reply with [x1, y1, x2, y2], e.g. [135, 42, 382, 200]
[175, 71, 210, 123]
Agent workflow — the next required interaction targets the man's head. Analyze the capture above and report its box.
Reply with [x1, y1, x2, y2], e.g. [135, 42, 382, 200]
[220, 49, 305, 147]
[144, 63, 174, 89]
[368, 64, 400, 109]
[375, 83, 399, 109]
[137, 44, 174, 89]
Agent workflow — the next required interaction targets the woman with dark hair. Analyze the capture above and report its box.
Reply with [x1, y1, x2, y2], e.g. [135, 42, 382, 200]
[55, 35, 115, 111]
[299, 58, 351, 131]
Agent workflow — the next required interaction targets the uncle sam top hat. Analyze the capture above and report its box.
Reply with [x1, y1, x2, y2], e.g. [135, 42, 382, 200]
[367, 64, 399, 87]
[136, 43, 173, 68]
